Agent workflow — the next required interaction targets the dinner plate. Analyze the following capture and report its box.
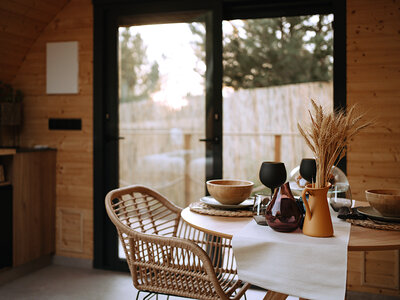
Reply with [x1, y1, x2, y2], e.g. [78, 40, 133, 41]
[356, 206, 400, 223]
[200, 196, 254, 210]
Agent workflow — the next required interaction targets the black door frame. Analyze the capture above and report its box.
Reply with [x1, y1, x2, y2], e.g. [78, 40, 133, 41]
[93, 0, 346, 270]
[93, 0, 224, 270]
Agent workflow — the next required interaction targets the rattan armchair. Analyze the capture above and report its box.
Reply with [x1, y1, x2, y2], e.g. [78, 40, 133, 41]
[105, 185, 250, 300]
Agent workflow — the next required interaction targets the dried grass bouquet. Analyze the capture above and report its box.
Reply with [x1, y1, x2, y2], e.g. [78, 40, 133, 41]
[298, 99, 372, 188]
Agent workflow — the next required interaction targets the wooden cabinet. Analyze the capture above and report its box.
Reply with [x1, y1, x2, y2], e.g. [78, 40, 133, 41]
[0, 149, 56, 267]
[0, 185, 12, 268]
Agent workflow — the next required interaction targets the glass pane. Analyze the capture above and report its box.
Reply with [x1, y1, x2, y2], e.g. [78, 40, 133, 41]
[118, 22, 206, 258]
[222, 15, 334, 194]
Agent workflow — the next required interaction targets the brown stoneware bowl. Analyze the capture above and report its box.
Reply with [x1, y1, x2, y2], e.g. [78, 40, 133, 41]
[365, 189, 400, 217]
[206, 179, 254, 205]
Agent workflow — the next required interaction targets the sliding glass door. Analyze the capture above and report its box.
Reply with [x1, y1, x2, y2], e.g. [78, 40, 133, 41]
[221, 15, 334, 195]
[117, 19, 211, 258]
[118, 21, 208, 208]
[94, 5, 223, 269]
[93, 0, 345, 271]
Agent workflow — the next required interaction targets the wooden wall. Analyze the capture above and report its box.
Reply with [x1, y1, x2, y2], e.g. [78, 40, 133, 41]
[0, 0, 69, 83]
[12, 0, 93, 259]
[346, 1, 400, 295]
[347, 0, 400, 201]
[7, 0, 400, 262]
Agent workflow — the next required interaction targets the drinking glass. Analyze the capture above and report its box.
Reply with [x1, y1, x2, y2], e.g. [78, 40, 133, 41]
[328, 166, 353, 211]
[259, 161, 287, 198]
[299, 158, 316, 184]
[253, 194, 269, 225]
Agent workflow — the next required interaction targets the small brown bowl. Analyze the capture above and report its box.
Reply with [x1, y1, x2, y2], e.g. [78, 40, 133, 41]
[206, 179, 254, 205]
[365, 189, 400, 217]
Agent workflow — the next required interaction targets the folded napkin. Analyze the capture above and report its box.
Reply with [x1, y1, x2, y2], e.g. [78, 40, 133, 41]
[232, 208, 351, 300]
[337, 206, 367, 220]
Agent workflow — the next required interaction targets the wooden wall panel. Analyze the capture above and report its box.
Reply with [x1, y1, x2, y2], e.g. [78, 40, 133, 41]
[347, 0, 400, 201]
[58, 208, 83, 253]
[12, 0, 93, 259]
[347, 250, 400, 296]
[0, 0, 69, 83]
[12, 150, 56, 266]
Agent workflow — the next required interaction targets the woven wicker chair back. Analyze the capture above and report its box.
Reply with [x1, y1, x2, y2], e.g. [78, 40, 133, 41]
[105, 185, 250, 300]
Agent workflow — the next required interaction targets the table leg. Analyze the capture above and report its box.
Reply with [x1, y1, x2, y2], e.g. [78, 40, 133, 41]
[262, 291, 289, 300]
[205, 233, 223, 269]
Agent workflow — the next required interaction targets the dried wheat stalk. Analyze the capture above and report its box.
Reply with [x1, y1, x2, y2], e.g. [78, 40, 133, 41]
[298, 99, 372, 188]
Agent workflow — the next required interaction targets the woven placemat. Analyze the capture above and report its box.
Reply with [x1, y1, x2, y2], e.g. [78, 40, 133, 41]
[346, 219, 400, 231]
[189, 201, 253, 217]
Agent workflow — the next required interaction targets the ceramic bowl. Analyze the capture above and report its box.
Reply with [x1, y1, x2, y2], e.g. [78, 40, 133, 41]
[365, 189, 400, 217]
[206, 179, 254, 205]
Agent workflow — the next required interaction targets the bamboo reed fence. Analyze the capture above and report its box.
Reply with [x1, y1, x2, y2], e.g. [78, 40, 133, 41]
[119, 82, 332, 207]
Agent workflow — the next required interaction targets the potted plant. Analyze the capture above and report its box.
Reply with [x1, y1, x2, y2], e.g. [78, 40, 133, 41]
[0, 81, 23, 126]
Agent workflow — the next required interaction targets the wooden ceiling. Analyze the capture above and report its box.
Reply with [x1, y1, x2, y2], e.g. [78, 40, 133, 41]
[0, 0, 69, 84]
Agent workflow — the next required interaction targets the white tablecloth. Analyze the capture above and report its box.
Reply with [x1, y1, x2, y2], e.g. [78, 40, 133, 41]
[232, 209, 351, 300]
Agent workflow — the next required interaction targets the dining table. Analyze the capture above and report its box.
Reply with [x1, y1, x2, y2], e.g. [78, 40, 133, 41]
[181, 203, 400, 300]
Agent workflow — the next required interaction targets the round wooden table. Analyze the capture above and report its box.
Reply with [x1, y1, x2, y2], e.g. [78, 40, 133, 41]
[181, 207, 400, 251]
[181, 206, 400, 300]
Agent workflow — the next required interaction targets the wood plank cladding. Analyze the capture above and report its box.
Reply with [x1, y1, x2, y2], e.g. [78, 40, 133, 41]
[11, 0, 93, 259]
[347, 250, 400, 296]
[12, 150, 56, 266]
[58, 208, 84, 253]
[346, 1, 400, 296]
[0, 0, 69, 83]
[347, 0, 400, 201]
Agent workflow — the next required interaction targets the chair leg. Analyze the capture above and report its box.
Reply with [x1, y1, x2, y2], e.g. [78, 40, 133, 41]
[136, 291, 171, 300]
[137, 292, 156, 300]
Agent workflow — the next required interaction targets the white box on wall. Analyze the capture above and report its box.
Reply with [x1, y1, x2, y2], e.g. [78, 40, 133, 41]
[46, 41, 79, 94]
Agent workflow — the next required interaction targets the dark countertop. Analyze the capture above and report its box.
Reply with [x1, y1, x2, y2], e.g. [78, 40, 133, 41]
[0, 147, 57, 154]
[17, 147, 57, 152]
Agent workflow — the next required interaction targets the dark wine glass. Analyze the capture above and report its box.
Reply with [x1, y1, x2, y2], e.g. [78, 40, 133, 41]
[299, 158, 317, 184]
[259, 162, 287, 198]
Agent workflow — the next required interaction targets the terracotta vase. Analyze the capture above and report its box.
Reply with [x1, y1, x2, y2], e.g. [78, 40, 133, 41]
[265, 182, 302, 232]
[301, 183, 334, 237]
